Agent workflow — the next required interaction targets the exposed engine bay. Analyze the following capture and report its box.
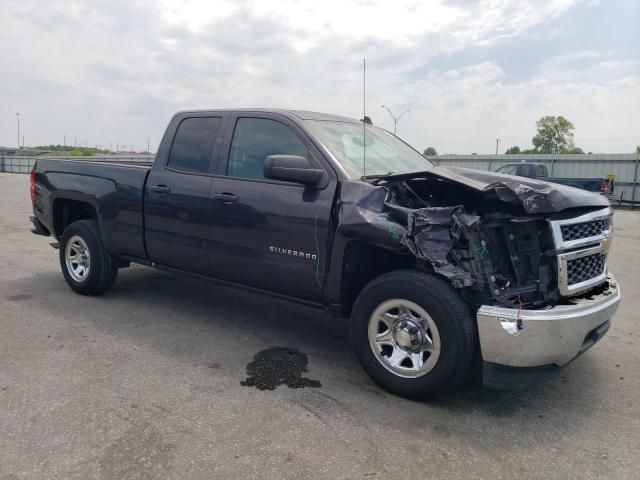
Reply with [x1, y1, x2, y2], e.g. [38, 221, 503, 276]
[383, 175, 558, 309]
[340, 167, 612, 311]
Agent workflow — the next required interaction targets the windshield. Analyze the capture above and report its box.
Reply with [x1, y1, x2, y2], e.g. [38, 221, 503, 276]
[304, 120, 434, 178]
[496, 165, 518, 175]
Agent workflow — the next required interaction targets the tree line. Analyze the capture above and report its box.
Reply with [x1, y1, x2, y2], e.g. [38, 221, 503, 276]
[423, 115, 640, 156]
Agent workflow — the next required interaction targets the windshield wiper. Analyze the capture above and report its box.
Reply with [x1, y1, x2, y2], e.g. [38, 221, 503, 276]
[361, 172, 395, 184]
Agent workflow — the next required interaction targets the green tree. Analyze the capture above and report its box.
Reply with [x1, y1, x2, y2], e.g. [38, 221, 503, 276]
[567, 147, 584, 154]
[635, 146, 640, 154]
[69, 148, 95, 157]
[505, 146, 521, 154]
[531, 115, 578, 153]
[423, 147, 438, 156]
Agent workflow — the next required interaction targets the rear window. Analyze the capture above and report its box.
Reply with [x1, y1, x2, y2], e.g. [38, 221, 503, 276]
[168, 117, 222, 173]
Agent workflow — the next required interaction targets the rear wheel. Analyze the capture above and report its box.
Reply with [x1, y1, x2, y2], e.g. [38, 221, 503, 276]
[59, 220, 118, 295]
[351, 270, 476, 399]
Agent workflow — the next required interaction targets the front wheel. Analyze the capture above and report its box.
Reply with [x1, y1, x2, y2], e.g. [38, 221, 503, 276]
[59, 220, 118, 295]
[351, 270, 476, 399]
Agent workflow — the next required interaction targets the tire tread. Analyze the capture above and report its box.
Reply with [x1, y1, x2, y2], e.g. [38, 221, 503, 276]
[351, 269, 476, 399]
[59, 219, 118, 295]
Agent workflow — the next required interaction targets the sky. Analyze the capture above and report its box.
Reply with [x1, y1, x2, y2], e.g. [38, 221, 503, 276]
[1, 0, 638, 154]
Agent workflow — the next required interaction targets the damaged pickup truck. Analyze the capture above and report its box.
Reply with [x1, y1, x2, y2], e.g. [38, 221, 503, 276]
[30, 109, 621, 399]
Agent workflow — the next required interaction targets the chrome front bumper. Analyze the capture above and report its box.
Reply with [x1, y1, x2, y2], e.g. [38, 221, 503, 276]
[477, 275, 620, 368]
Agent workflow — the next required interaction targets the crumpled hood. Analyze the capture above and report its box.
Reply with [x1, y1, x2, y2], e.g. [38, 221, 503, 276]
[385, 165, 610, 214]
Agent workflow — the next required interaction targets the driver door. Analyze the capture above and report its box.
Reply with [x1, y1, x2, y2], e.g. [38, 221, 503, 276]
[207, 113, 337, 301]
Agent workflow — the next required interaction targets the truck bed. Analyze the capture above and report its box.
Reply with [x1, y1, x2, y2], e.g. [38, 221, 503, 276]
[33, 158, 151, 260]
[546, 177, 604, 192]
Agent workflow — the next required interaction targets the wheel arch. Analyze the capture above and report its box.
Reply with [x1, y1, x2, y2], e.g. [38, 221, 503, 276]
[51, 193, 101, 240]
[336, 240, 420, 318]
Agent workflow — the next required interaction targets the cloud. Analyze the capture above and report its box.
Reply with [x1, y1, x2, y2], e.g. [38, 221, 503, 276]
[0, 0, 637, 153]
[397, 60, 640, 153]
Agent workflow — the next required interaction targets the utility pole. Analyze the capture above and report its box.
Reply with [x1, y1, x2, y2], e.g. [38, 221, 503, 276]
[147, 137, 150, 154]
[381, 105, 410, 135]
[63, 135, 66, 147]
[116, 143, 119, 153]
[495, 138, 500, 154]
[74, 138, 77, 148]
[16, 113, 20, 149]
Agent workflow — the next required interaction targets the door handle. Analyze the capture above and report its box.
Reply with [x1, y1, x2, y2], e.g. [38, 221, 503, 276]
[149, 185, 171, 193]
[212, 193, 239, 203]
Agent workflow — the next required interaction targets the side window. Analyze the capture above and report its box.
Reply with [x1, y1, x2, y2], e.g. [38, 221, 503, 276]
[497, 165, 518, 175]
[167, 117, 222, 173]
[227, 118, 308, 180]
[535, 165, 548, 177]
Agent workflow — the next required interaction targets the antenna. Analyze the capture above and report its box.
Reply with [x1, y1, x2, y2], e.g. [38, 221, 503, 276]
[363, 57, 366, 177]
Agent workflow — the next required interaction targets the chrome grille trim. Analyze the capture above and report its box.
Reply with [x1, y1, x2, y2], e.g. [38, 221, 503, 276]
[549, 207, 613, 251]
[561, 218, 611, 243]
[567, 253, 606, 285]
[557, 246, 608, 295]
[549, 207, 613, 296]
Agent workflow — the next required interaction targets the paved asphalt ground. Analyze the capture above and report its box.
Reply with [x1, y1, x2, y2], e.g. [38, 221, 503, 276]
[1, 172, 639, 479]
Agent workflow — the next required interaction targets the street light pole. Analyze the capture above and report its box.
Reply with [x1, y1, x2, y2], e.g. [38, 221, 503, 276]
[64, 135, 66, 147]
[16, 113, 20, 149]
[381, 105, 410, 135]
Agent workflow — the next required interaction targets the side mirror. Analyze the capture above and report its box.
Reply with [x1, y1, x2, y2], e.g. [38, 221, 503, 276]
[263, 155, 324, 186]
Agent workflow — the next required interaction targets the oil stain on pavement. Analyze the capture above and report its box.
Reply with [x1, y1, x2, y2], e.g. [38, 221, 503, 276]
[241, 347, 321, 390]
[6, 294, 33, 302]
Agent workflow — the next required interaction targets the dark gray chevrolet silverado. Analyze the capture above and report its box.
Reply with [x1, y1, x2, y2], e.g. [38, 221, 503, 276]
[30, 109, 621, 399]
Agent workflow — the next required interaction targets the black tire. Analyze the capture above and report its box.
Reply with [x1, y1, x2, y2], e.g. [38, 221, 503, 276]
[59, 220, 118, 295]
[351, 269, 476, 400]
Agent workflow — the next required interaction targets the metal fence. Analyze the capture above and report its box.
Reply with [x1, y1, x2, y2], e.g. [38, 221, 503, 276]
[0, 156, 37, 173]
[4, 153, 639, 205]
[0, 155, 155, 174]
[428, 154, 640, 205]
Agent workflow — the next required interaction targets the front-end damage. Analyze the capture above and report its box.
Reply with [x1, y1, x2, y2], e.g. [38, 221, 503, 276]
[337, 165, 615, 314]
[340, 171, 582, 310]
[335, 166, 619, 389]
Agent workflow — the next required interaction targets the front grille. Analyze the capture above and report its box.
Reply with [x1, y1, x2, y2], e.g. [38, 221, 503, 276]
[549, 207, 612, 295]
[567, 253, 606, 286]
[561, 219, 610, 242]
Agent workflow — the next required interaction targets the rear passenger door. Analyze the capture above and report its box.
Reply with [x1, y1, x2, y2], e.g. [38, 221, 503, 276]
[207, 113, 337, 302]
[144, 114, 225, 275]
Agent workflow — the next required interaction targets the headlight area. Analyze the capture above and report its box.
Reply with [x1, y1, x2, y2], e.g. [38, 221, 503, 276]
[448, 212, 559, 310]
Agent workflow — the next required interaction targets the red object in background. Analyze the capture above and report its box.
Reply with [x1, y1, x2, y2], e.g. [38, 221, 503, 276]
[600, 179, 609, 192]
